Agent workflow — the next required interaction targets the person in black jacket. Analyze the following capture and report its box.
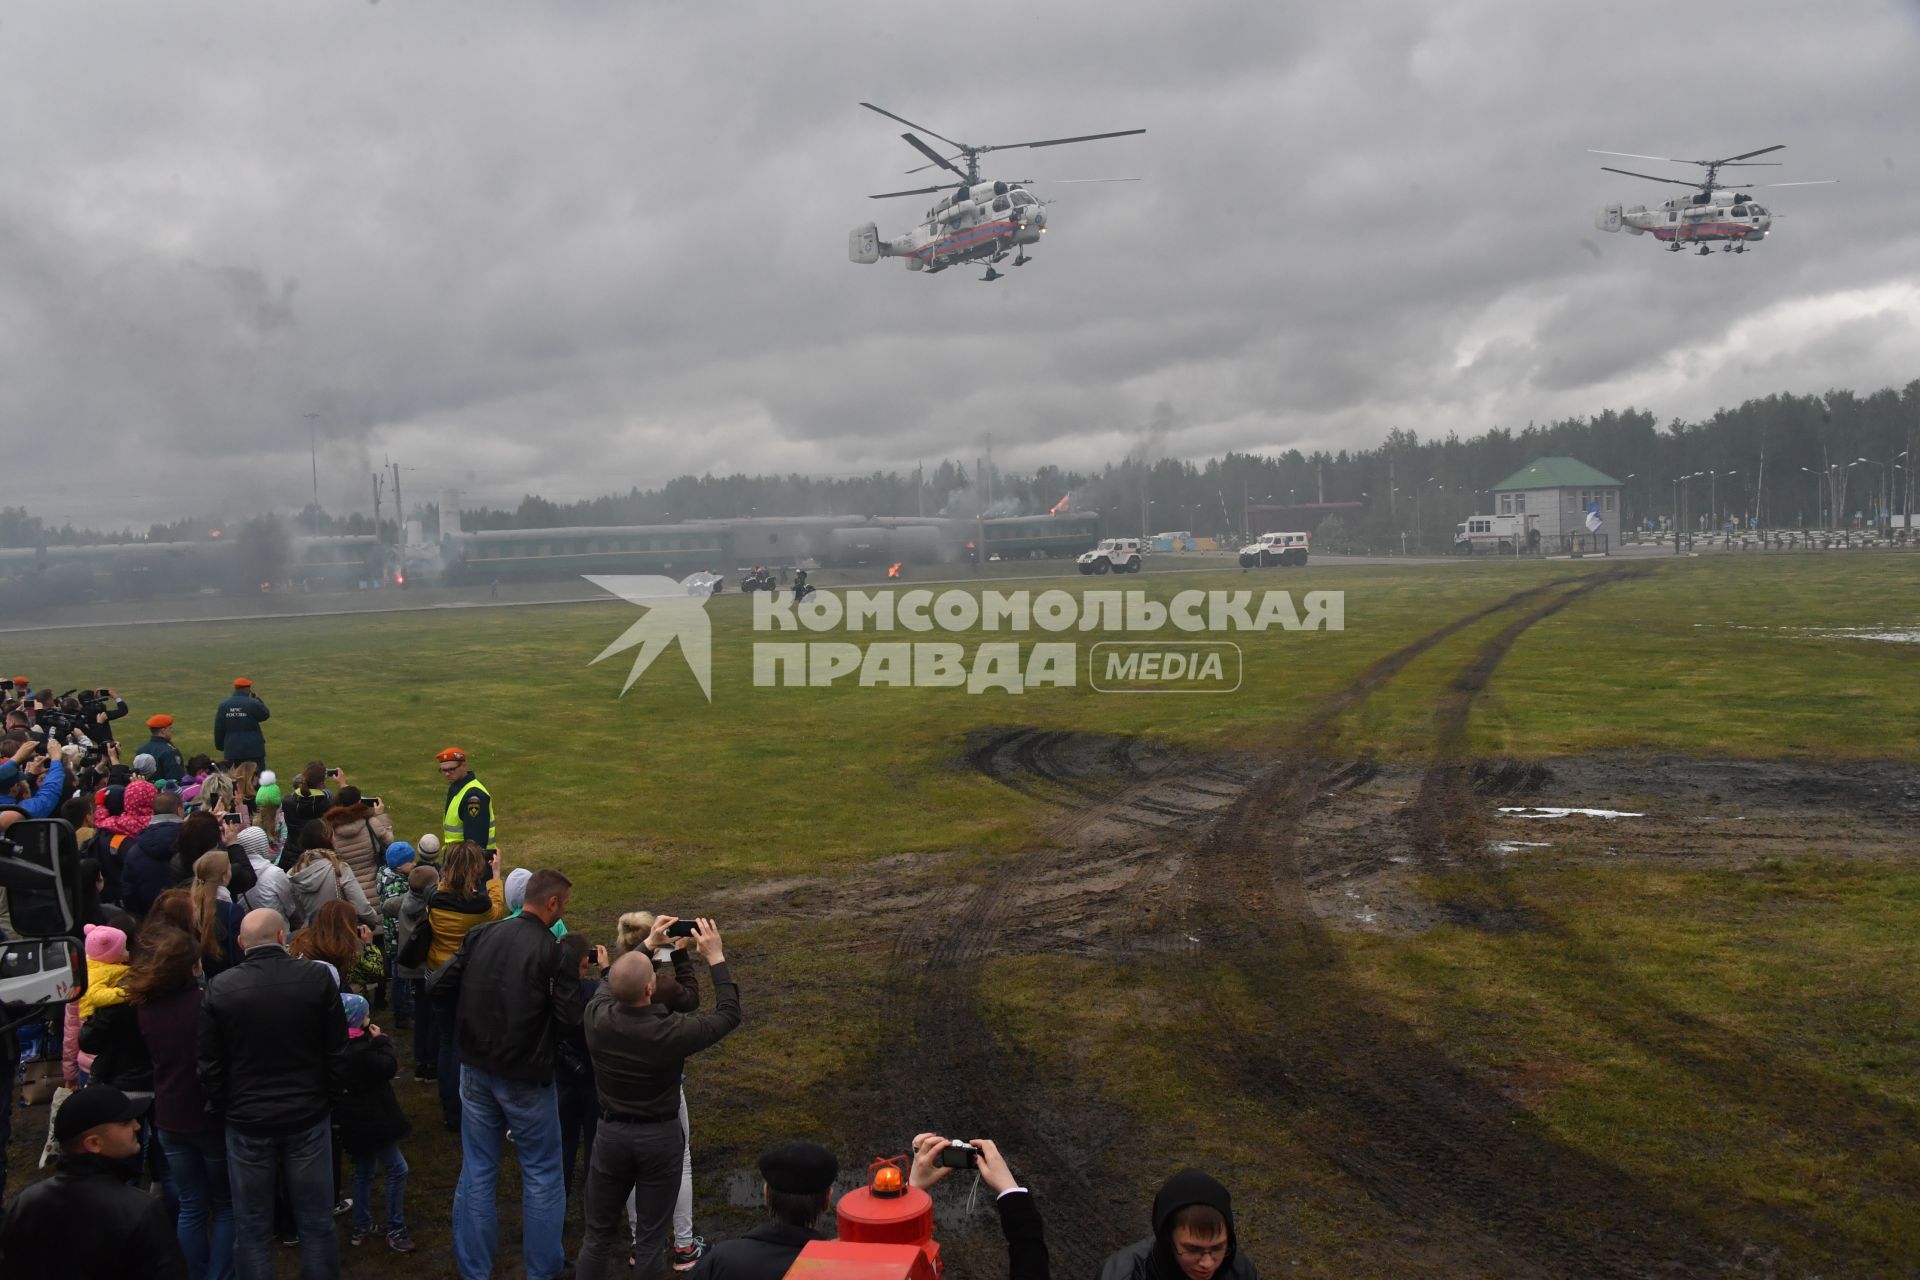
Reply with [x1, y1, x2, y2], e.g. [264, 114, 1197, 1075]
[0, 1084, 187, 1280]
[909, 1135, 1048, 1280]
[439, 868, 581, 1280]
[578, 919, 741, 1280]
[334, 992, 415, 1253]
[121, 792, 188, 914]
[197, 907, 348, 1280]
[688, 1141, 837, 1280]
[1098, 1169, 1253, 1280]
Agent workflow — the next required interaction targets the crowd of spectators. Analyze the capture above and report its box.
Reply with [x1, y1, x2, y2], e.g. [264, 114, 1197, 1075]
[0, 676, 1253, 1280]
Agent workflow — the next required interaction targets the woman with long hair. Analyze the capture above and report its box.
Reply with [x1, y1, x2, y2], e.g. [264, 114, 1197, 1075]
[288, 820, 379, 930]
[147, 887, 198, 938]
[189, 851, 242, 980]
[126, 925, 235, 1280]
[323, 784, 394, 904]
[171, 810, 225, 884]
[423, 841, 504, 1128]
[229, 760, 259, 804]
[290, 898, 374, 990]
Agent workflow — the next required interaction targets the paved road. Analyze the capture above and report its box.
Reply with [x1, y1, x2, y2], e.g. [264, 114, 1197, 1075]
[0, 550, 1528, 635]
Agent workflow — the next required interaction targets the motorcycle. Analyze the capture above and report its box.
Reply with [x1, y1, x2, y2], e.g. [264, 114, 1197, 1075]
[741, 566, 777, 593]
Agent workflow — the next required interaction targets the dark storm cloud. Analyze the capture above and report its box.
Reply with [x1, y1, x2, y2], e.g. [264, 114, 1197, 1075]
[1, 0, 1915, 525]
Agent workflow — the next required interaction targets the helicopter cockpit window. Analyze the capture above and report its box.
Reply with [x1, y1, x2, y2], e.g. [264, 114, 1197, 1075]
[992, 195, 1010, 212]
[1010, 190, 1037, 207]
[1732, 205, 1747, 217]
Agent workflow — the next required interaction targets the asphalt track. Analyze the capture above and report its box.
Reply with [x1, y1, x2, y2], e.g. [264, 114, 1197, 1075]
[0, 551, 1489, 635]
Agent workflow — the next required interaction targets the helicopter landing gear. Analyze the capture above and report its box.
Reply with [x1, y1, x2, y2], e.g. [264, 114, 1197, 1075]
[1696, 244, 1712, 256]
[1013, 249, 1030, 266]
[980, 266, 1003, 282]
[1665, 241, 1683, 253]
[1733, 244, 1746, 253]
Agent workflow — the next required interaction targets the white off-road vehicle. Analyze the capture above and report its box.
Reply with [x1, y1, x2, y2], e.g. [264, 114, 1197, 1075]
[1076, 537, 1144, 575]
[1238, 531, 1310, 568]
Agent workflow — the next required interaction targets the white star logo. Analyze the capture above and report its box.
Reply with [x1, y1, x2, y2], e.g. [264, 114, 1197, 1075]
[584, 575, 715, 701]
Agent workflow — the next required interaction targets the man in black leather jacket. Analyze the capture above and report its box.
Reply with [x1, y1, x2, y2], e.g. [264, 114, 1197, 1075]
[197, 908, 347, 1280]
[0, 1084, 186, 1279]
[438, 867, 582, 1280]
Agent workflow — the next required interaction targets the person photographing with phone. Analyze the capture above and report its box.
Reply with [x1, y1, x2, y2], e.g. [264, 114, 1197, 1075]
[578, 918, 741, 1280]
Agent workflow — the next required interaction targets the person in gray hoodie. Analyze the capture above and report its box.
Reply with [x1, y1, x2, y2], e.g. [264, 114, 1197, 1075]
[230, 825, 302, 928]
[287, 821, 379, 931]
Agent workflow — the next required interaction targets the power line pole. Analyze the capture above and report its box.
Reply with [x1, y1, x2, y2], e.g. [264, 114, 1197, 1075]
[305, 413, 320, 515]
[371, 471, 384, 547]
[391, 461, 405, 587]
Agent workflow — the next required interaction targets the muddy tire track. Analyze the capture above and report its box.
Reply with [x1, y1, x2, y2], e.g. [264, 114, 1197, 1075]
[1408, 567, 1646, 869]
[1182, 563, 1743, 1276]
[841, 569, 1743, 1277]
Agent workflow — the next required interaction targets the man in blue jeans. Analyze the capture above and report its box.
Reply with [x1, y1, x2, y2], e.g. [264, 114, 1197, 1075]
[439, 868, 582, 1280]
[197, 908, 348, 1280]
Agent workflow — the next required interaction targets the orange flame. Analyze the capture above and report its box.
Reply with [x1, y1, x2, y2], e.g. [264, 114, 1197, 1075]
[1050, 493, 1071, 515]
[887, 562, 901, 578]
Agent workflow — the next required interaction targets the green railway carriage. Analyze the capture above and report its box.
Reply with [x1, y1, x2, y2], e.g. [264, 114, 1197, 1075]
[442, 525, 729, 582]
[979, 511, 1101, 559]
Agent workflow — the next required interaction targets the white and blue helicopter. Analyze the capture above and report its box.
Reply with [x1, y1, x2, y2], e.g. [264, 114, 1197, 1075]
[849, 102, 1143, 282]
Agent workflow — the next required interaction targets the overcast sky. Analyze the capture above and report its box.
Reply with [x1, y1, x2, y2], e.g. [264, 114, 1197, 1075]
[4, 1, 1917, 526]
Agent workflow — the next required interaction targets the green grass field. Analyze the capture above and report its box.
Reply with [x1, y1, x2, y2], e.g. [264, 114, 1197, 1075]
[8, 552, 1919, 1277]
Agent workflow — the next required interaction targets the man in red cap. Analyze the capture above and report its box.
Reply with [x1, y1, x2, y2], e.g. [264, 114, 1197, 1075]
[213, 678, 270, 770]
[136, 714, 185, 785]
[437, 747, 494, 847]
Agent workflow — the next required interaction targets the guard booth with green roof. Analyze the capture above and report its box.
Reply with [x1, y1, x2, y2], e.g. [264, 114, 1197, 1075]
[1490, 457, 1623, 550]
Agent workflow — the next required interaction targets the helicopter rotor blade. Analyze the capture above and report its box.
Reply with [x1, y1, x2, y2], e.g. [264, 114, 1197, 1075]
[901, 133, 967, 179]
[868, 184, 958, 200]
[1599, 166, 1702, 187]
[1036, 177, 1143, 184]
[981, 128, 1147, 154]
[1713, 144, 1785, 164]
[1749, 179, 1837, 188]
[1589, 148, 1685, 164]
[904, 156, 966, 175]
[859, 102, 967, 151]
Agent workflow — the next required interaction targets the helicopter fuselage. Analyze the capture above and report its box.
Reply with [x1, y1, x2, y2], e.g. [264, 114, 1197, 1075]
[852, 180, 1047, 272]
[1596, 189, 1774, 250]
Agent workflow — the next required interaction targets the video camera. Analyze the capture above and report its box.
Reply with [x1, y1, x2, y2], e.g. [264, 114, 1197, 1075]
[0, 818, 89, 1028]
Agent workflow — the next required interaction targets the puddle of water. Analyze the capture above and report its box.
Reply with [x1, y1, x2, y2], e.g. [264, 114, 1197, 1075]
[1497, 806, 1643, 820]
[1692, 623, 1920, 645]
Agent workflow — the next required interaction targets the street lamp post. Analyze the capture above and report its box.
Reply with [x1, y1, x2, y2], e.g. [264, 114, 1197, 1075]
[1847, 458, 1874, 531]
[1798, 465, 1821, 529]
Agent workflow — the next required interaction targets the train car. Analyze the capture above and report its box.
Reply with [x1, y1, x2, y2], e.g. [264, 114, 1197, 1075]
[441, 524, 735, 583]
[979, 511, 1101, 559]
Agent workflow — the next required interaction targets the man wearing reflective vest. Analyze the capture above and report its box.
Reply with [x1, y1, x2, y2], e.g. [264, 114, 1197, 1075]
[438, 747, 496, 847]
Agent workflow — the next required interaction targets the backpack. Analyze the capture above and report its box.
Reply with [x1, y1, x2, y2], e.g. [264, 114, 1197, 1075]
[395, 900, 434, 970]
[224, 846, 260, 899]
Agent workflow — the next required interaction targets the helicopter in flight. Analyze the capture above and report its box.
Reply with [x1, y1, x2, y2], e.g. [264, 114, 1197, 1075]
[848, 101, 1143, 281]
[1591, 144, 1835, 255]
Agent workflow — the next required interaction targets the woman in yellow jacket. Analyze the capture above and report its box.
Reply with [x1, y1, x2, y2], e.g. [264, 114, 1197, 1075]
[424, 840, 504, 1129]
